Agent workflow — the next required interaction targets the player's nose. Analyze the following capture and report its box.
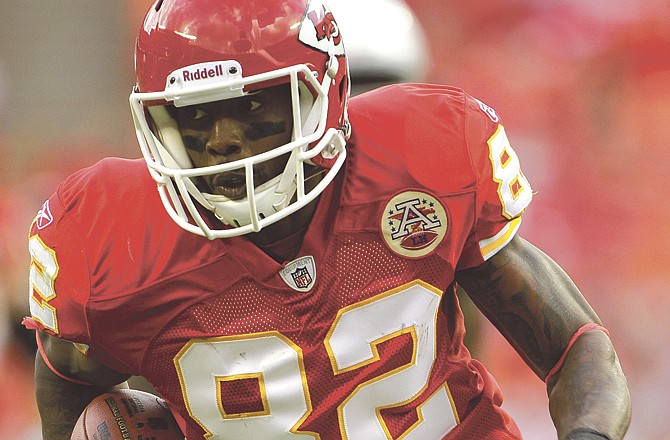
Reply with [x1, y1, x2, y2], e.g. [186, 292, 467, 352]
[206, 117, 245, 159]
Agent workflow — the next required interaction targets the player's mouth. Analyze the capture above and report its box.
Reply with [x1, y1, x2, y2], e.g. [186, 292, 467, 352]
[208, 171, 246, 200]
[208, 169, 271, 200]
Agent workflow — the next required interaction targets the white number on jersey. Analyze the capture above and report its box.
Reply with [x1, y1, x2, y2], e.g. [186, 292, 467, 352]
[487, 125, 532, 219]
[174, 281, 459, 439]
[28, 236, 60, 333]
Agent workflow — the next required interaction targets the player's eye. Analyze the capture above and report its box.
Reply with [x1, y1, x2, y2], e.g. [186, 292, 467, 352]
[249, 100, 262, 111]
[239, 98, 262, 113]
[183, 107, 208, 121]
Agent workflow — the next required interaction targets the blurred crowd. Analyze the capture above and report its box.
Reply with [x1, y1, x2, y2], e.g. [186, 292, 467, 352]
[1, 1, 669, 438]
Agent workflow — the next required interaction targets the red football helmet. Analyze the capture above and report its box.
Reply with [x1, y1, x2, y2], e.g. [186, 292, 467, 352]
[130, 0, 350, 238]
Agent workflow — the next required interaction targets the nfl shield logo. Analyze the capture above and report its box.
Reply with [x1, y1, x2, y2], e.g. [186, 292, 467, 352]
[291, 267, 312, 289]
[279, 256, 317, 292]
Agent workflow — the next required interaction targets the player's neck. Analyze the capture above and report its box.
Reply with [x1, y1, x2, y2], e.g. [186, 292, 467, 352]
[247, 196, 318, 262]
[247, 167, 324, 261]
[253, 223, 309, 263]
[255, 195, 316, 237]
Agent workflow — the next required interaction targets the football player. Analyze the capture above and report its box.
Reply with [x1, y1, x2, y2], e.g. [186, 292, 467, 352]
[25, 0, 630, 439]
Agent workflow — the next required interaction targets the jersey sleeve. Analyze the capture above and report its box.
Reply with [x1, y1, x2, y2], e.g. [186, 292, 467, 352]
[456, 95, 533, 270]
[26, 176, 92, 345]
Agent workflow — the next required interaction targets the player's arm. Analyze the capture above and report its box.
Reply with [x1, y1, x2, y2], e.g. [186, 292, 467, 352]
[455, 235, 631, 440]
[35, 330, 131, 440]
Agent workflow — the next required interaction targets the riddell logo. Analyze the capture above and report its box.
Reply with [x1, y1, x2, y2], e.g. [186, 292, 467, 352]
[183, 64, 226, 82]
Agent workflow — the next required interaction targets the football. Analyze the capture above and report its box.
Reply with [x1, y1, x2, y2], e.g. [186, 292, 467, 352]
[70, 389, 184, 440]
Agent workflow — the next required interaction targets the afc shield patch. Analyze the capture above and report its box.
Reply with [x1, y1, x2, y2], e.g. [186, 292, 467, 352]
[279, 255, 317, 292]
[380, 191, 448, 258]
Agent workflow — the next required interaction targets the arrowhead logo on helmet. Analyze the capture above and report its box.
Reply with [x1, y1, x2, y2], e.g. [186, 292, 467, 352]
[299, 0, 345, 56]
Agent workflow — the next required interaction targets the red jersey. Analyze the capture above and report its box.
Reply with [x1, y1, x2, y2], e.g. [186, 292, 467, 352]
[27, 84, 532, 439]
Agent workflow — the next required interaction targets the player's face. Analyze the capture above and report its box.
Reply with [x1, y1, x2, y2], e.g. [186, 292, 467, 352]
[173, 84, 293, 200]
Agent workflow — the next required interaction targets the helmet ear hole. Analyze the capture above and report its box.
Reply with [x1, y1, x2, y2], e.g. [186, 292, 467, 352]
[155, 0, 165, 11]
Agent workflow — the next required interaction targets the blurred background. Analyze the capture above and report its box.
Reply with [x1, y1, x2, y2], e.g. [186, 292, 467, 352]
[1, 1, 669, 438]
